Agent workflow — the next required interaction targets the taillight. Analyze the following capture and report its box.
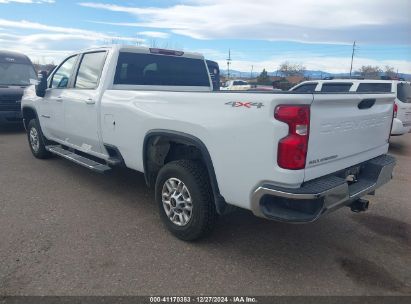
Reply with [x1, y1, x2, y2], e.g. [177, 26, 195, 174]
[274, 105, 310, 170]
[393, 103, 398, 118]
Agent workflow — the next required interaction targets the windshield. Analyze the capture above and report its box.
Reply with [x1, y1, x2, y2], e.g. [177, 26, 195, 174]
[0, 62, 37, 86]
[397, 83, 411, 103]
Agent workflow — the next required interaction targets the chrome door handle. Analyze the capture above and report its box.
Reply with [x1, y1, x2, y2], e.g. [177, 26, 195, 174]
[56, 97, 63, 102]
[85, 98, 96, 105]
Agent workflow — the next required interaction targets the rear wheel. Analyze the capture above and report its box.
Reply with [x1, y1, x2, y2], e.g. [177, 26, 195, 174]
[27, 119, 51, 159]
[155, 160, 217, 241]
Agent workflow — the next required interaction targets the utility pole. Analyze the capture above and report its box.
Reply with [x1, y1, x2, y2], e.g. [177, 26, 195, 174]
[226, 49, 232, 80]
[349, 41, 356, 78]
[250, 65, 254, 79]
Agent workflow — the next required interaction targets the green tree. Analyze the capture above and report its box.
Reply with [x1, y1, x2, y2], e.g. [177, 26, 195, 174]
[257, 69, 270, 84]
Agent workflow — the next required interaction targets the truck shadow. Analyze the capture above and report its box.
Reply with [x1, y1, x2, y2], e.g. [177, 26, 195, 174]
[200, 209, 411, 294]
[389, 141, 410, 157]
[389, 134, 411, 157]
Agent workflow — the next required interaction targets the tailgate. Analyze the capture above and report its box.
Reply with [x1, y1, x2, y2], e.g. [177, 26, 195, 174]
[304, 93, 395, 181]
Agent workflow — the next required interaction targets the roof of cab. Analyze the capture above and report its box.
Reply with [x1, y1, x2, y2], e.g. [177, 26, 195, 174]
[0, 50, 33, 65]
[80, 45, 204, 60]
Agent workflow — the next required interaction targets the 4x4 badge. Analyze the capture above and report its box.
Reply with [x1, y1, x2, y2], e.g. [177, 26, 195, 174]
[225, 102, 264, 109]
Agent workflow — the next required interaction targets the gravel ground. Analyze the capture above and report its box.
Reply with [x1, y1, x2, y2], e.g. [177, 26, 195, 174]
[0, 126, 410, 296]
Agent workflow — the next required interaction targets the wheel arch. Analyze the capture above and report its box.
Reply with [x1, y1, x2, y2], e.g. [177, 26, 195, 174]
[22, 106, 38, 130]
[143, 129, 228, 214]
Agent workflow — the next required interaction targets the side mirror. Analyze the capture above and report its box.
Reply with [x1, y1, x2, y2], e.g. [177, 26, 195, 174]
[35, 70, 48, 97]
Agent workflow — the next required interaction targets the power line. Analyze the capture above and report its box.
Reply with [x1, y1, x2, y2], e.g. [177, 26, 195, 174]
[226, 49, 232, 79]
[349, 41, 356, 78]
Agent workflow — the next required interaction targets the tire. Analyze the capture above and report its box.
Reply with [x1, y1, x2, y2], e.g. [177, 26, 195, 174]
[27, 118, 51, 159]
[155, 160, 218, 241]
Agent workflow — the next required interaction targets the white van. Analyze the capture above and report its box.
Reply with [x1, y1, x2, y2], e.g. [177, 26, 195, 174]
[290, 79, 411, 136]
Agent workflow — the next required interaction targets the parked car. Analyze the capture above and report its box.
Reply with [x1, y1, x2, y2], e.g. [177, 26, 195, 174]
[290, 79, 411, 136]
[0, 50, 37, 125]
[22, 46, 395, 241]
[221, 79, 251, 90]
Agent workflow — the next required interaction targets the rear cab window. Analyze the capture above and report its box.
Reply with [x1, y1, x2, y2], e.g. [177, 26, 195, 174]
[356, 83, 392, 93]
[292, 83, 317, 93]
[320, 83, 353, 92]
[114, 52, 210, 88]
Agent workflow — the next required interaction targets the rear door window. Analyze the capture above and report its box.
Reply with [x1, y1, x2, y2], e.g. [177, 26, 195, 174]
[357, 83, 392, 93]
[293, 83, 317, 93]
[75, 51, 107, 89]
[321, 83, 352, 92]
[114, 52, 210, 87]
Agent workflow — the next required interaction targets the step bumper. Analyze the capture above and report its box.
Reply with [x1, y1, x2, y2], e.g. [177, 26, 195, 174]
[251, 155, 396, 223]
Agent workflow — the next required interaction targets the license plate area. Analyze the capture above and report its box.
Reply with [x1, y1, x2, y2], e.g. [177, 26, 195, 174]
[336, 165, 362, 185]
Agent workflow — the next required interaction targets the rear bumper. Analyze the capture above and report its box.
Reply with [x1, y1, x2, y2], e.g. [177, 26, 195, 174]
[251, 155, 396, 223]
[0, 111, 22, 125]
[391, 118, 411, 135]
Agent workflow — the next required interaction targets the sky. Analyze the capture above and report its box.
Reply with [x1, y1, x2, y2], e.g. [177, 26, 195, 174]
[0, 0, 410, 74]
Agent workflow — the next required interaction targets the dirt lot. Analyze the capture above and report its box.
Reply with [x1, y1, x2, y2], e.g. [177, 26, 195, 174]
[0, 126, 410, 296]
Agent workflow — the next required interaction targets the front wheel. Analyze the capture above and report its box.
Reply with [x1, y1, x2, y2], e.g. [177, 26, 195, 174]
[155, 160, 218, 241]
[27, 119, 51, 159]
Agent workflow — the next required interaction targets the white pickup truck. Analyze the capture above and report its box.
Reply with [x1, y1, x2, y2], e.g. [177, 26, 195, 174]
[21, 45, 396, 241]
[290, 79, 411, 136]
[221, 80, 252, 91]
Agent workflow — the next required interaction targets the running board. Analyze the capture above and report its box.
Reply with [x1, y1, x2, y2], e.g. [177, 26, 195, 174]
[45, 145, 111, 173]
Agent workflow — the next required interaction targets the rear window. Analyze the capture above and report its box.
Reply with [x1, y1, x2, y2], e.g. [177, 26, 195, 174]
[114, 52, 210, 87]
[321, 83, 352, 92]
[397, 83, 411, 103]
[293, 83, 317, 93]
[357, 83, 392, 93]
